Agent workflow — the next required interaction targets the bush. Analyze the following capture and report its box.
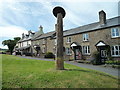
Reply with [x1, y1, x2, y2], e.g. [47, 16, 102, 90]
[91, 51, 102, 65]
[25, 53, 32, 56]
[105, 60, 120, 65]
[44, 52, 55, 58]
[16, 52, 21, 55]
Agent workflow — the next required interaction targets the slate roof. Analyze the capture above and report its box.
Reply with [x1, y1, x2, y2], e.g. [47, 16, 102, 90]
[34, 31, 56, 40]
[18, 31, 43, 42]
[16, 45, 30, 50]
[31, 31, 43, 40]
[19, 16, 120, 41]
[63, 16, 120, 36]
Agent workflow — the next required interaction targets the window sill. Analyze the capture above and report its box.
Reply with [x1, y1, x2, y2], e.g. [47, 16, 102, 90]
[111, 55, 120, 57]
[83, 40, 89, 42]
[82, 54, 91, 56]
[66, 54, 72, 56]
[111, 36, 120, 39]
[66, 42, 71, 44]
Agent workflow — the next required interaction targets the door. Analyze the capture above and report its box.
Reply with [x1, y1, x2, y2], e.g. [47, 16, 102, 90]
[100, 47, 107, 63]
[75, 48, 81, 60]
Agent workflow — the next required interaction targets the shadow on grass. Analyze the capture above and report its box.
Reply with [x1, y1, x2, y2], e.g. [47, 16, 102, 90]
[65, 69, 117, 79]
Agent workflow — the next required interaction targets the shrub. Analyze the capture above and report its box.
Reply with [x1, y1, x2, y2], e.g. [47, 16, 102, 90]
[105, 60, 120, 65]
[91, 51, 102, 65]
[25, 53, 32, 56]
[16, 52, 21, 55]
[44, 52, 55, 58]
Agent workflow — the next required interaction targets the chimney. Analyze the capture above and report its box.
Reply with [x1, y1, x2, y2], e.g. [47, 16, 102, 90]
[28, 30, 31, 35]
[22, 33, 24, 39]
[39, 25, 44, 34]
[99, 10, 106, 25]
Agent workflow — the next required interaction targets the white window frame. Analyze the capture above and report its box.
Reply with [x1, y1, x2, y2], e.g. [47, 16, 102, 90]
[67, 37, 71, 43]
[82, 46, 90, 55]
[55, 39, 57, 45]
[83, 33, 89, 41]
[101, 50, 107, 57]
[53, 47, 56, 55]
[66, 47, 72, 55]
[43, 39, 45, 44]
[42, 47, 45, 53]
[111, 28, 120, 38]
[111, 45, 120, 57]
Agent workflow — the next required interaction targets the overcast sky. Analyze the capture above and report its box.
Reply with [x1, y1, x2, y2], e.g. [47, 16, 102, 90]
[0, 0, 119, 49]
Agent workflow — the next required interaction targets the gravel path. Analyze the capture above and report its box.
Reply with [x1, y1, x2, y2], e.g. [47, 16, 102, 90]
[18, 56, 119, 77]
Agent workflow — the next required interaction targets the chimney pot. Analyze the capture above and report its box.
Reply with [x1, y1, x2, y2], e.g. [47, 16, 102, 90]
[39, 25, 44, 34]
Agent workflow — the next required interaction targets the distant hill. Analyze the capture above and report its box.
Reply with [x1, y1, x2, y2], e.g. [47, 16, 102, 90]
[0, 48, 8, 52]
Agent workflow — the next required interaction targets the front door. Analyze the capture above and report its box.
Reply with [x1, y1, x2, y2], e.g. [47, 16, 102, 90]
[75, 48, 81, 60]
[100, 47, 107, 63]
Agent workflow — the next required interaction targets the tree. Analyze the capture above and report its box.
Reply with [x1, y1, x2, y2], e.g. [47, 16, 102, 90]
[2, 37, 21, 54]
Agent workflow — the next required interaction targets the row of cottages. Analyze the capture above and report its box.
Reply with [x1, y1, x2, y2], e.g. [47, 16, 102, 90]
[15, 10, 120, 63]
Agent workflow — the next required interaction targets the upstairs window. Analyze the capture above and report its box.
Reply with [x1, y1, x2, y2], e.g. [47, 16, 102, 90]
[43, 39, 45, 44]
[83, 33, 89, 41]
[111, 28, 120, 38]
[82, 46, 90, 55]
[67, 37, 71, 43]
[111, 45, 120, 57]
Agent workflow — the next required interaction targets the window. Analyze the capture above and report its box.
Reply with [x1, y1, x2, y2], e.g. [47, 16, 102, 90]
[55, 39, 57, 45]
[53, 47, 56, 55]
[27, 41, 28, 45]
[111, 45, 120, 56]
[42, 47, 45, 53]
[66, 47, 72, 55]
[82, 46, 90, 55]
[83, 33, 89, 41]
[67, 37, 71, 43]
[43, 39, 45, 44]
[111, 28, 120, 38]
[101, 50, 107, 57]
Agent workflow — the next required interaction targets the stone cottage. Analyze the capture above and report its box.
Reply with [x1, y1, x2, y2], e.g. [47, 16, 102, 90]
[16, 10, 120, 63]
[15, 26, 44, 56]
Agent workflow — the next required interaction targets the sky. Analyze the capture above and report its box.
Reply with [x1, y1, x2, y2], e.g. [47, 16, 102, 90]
[0, 0, 119, 49]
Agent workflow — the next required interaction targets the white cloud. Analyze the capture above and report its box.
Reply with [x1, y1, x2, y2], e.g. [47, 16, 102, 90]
[1, 0, 119, 2]
[0, 0, 119, 49]
[0, 25, 28, 49]
[0, 26, 28, 38]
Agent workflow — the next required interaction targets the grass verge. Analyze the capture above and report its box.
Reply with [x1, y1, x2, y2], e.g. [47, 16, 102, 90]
[2, 54, 118, 88]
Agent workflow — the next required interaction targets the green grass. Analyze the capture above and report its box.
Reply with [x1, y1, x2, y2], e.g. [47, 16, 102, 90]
[2, 54, 118, 88]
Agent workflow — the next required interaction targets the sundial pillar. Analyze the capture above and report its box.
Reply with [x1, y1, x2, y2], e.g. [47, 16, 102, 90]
[53, 6, 66, 70]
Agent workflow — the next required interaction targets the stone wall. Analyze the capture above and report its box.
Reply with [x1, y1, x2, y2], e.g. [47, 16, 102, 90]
[31, 26, 120, 60]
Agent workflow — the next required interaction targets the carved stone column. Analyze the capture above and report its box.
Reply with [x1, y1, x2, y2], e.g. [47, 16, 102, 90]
[53, 6, 66, 70]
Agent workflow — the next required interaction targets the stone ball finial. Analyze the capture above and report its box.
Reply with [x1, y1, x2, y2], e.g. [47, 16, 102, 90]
[53, 6, 66, 18]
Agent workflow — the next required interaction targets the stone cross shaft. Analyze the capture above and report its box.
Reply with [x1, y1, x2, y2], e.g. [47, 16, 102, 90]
[53, 6, 66, 70]
[56, 13, 64, 70]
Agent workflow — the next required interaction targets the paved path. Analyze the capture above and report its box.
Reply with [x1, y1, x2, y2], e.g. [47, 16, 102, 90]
[18, 56, 119, 78]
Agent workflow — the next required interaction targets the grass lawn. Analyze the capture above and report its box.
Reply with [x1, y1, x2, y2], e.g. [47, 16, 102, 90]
[2, 54, 118, 88]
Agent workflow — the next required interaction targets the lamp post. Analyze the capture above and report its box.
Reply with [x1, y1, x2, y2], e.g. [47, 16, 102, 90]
[53, 6, 66, 70]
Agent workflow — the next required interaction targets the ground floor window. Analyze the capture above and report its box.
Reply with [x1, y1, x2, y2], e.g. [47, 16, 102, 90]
[111, 45, 120, 57]
[66, 47, 72, 55]
[53, 47, 56, 55]
[82, 46, 90, 55]
[42, 47, 45, 53]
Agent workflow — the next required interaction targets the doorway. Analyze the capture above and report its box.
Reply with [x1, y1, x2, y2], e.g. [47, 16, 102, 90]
[75, 48, 81, 60]
[70, 42, 82, 60]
